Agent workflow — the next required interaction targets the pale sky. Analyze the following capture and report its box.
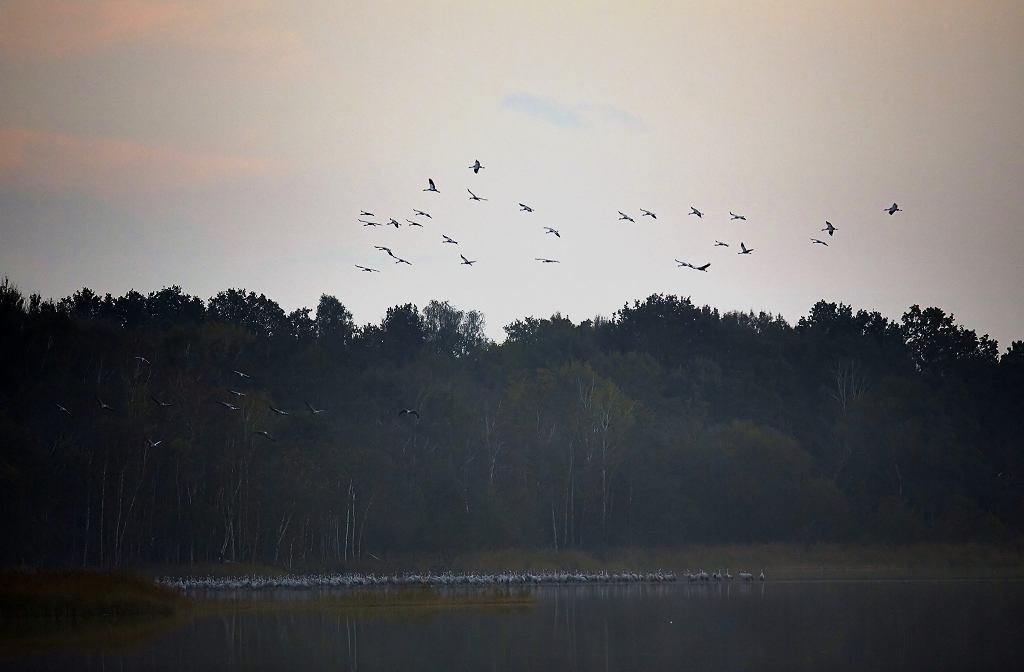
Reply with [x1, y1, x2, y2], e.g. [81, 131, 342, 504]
[1, 0, 1022, 346]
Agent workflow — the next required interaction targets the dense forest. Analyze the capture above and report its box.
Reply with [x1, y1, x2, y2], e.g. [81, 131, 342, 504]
[1, 277, 1022, 569]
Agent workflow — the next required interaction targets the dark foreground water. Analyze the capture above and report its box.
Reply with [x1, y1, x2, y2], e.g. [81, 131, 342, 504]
[8, 580, 1024, 671]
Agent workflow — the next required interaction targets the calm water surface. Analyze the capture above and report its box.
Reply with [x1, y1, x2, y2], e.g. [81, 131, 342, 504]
[9, 580, 1024, 671]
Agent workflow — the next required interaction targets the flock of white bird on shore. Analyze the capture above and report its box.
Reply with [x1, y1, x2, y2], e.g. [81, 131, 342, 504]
[160, 568, 769, 591]
[354, 158, 903, 274]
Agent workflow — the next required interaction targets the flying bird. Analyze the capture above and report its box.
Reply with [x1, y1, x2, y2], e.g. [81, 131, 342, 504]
[618, 211, 635, 222]
[469, 160, 484, 173]
[640, 209, 656, 219]
[886, 203, 902, 215]
[543, 227, 560, 237]
[134, 356, 150, 364]
[693, 263, 711, 272]
[424, 178, 439, 193]
[227, 389, 247, 397]
[305, 402, 326, 414]
[355, 265, 380, 273]
[151, 395, 172, 407]
[730, 212, 746, 220]
[375, 245, 396, 258]
[254, 430, 275, 441]
[460, 254, 476, 266]
[395, 257, 412, 265]
[388, 218, 401, 229]
[519, 203, 534, 212]
[232, 370, 250, 378]
[405, 219, 424, 227]
[54, 403, 73, 417]
[360, 210, 374, 217]
[715, 241, 729, 247]
[398, 409, 420, 419]
[822, 221, 837, 236]
[269, 406, 291, 416]
[146, 438, 162, 448]
[95, 395, 115, 411]
[442, 234, 458, 244]
[218, 401, 240, 411]
[467, 189, 487, 201]
[359, 219, 381, 227]
[413, 209, 431, 218]
[535, 258, 560, 263]
[738, 242, 753, 254]
[675, 260, 693, 268]
[811, 238, 829, 246]
[689, 207, 704, 218]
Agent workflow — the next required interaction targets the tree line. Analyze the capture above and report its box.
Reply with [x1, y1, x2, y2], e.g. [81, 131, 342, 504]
[1, 278, 1021, 568]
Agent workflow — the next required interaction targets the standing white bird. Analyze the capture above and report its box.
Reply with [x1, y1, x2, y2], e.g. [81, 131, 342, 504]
[424, 178, 439, 193]
[543, 227, 561, 237]
[886, 203, 902, 215]
[730, 212, 746, 220]
[460, 254, 476, 266]
[738, 242, 753, 254]
[822, 221, 837, 236]
[640, 209, 657, 219]
[468, 189, 487, 201]
[618, 211, 635, 222]
[469, 160, 484, 173]
[519, 203, 534, 212]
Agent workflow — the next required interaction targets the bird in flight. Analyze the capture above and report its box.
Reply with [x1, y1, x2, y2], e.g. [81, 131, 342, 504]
[693, 263, 710, 272]
[675, 260, 693, 268]
[469, 160, 484, 173]
[388, 218, 401, 229]
[54, 403, 73, 417]
[618, 211, 635, 222]
[468, 189, 487, 201]
[405, 219, 424, 227]
[398, 408, 420, 419]
[355, 265, 379, 273]
[424, 178, 439, 193]
[714, 241, 729, 247]
[218, 401, 240, 411]
[359, 219, 381, 227]
[360, 210, 374, 217]
[254, 430, 275, 441]
[535, 258, 560, 263]
[269, 406, 291, 416]
[146, 438, 162, 448]
[395, 257, 412, 265]
[227, 389, 247, 397]
[375, 245, 396, 258]
[151, 395, 172, 407]
[442, 234, 458, 244]
[822, 221, 837, 236]
[232, 370, 250, 378]
[460, 254, 476, 266]
[811, 238, 829, 246]
[689, 207, 704, 218]
[738, 242, 753, 254]
[413, 209, 431, 218]
[306, 402, 326, 414]
[543, 227, 560, 237]
[95, 395, 115, 411]
[886, 203, 902, 215]
[520, 203, 534, 212]
[134, 356, 150, 364]
[730, 212, 746, 220]
[640, 209, 657, 219]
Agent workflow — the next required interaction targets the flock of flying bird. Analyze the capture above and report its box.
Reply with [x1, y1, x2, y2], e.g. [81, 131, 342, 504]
[354, 158, 904, 275]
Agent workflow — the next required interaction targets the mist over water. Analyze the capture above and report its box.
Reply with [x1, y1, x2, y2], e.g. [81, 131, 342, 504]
[21, 580, 1024, 671]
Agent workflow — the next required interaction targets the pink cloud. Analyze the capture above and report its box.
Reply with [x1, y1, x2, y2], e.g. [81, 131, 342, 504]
[0, 127, 273, 194]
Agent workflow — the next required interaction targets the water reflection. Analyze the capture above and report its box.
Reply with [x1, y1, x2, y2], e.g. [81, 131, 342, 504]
[11, 580, 1024, 671]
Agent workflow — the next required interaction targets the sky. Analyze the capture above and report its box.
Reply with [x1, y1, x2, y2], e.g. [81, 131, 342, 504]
[1, 0, 1022, 346]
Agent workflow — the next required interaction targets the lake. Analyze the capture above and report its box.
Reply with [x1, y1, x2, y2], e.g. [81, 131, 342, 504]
[10, 580, 1024, 671]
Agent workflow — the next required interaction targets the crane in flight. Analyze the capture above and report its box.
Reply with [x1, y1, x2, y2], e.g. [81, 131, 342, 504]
[811, 238, 829, 246]
[469, 160, 484, 173]
[468, 189, 487, 201]
[254, 430, 275, 441]
[394, 256, 412, 265]
[640, 209, 656, 219]
[715, 241, 729, 247]
[442, 234, 458, 244]
[355, 265, 379, 273]
[95, 395, 115, 411]
[543, 227, 560, 237]
[227, 389, 247, 397]
[520, 203, 534, 212]
[151, 395, 173, 407]
[822, 221, 837, 236]
[692, 263, 710, 272]
[398, 408, 420, 419]
[306, 402, 327, 414]
[134, 356, 150, 364]
[689, 207, 704, 218]
[375, 245, 396, 258]
[535, 258, 560, 263]
[360, 210, 374, 217]
[886, 203, 902, 215]
[146, 438, 162, 448]
[675, 260, 692, 268]
[359, 219, 381, 227]
[618, 211, 635, 222]
[738, 242, 753, 254]
[54, 403, 73, 417]
[424, 178, 439, 193]
[413, 209, 431, 218]
[730, 212, 746, 220]
[218, 401, 240, 411]
[460, 254, 476, 266]
[232, 370, 250, 378]
[405, 219, 424, 227]
[388, 218, 401, 228]
[270, 405, 291, 416]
